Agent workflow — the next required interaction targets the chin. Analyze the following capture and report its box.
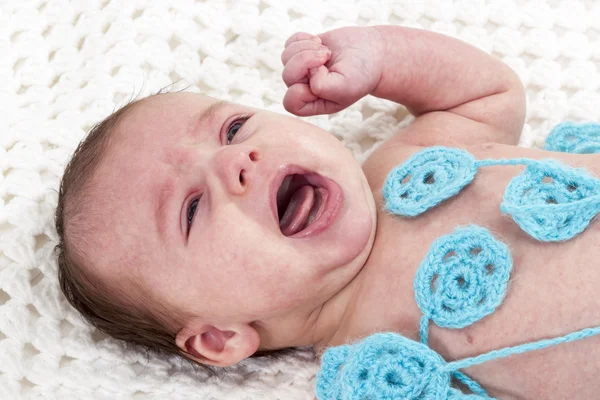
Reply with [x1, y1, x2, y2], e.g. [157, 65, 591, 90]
[322, 186, 377, 275]
[345, 176, 378, 268]
[342, 206, 376, 266]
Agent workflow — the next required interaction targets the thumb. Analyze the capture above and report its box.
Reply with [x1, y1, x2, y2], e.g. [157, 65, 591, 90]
[308, 66, 348, 104]
[283, 83, 319, 116]
[283, 83, 345, 116]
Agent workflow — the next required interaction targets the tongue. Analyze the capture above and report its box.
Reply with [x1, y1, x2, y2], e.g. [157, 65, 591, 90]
[279, 185, 315, 236]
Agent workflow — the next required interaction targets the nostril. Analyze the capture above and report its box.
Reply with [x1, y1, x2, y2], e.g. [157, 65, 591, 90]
[239, 170, 245, 185]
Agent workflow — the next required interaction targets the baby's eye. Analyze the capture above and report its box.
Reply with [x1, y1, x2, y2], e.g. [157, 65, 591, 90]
[226, 117, 248, 144]
[187, 197, 200, 232]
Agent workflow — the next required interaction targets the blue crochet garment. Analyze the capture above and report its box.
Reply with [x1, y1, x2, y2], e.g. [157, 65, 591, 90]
[544, 121, 600, 154]
[316, 122, 600, 400]
[383, 146, 600, 242]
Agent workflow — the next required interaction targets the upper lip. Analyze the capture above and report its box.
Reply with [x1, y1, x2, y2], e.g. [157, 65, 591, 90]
[269, 165, 311, 231]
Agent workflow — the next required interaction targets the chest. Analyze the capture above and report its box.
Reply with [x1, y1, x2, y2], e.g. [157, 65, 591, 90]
[360, 143, 600, 299]
[350, 143, 600, 398]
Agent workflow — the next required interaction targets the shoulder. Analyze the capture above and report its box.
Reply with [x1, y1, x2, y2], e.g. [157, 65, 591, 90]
[362, 139, 423, 192]
[362, 139, 510, 193]
[362, 110, 520, 191]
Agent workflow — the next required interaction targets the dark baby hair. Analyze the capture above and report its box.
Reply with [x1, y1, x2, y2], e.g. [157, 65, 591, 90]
[54, 99, 190, 363]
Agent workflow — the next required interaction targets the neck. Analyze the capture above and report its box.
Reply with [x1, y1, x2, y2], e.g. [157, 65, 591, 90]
[254, 266, 370, 353]
[305, 219, 421, 354]
[310, 271, 365, 354]
[260, 178, 380, 353]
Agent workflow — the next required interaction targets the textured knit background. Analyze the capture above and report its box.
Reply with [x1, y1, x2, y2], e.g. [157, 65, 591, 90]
[1, 0, 599, 399]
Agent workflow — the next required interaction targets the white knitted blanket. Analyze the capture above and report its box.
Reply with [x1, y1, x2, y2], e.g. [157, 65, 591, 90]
[1, 0, 599, 399]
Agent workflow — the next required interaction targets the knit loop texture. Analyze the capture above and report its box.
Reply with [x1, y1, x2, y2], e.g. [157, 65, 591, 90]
[544, 122, 600, 153]
[383, 147, 477, 217]
[501, 159, 600, 241]
[315, 345, 351, 400]
[315, 332, 496, 400]
[414, 226, 513, 331]
[315, 333, 452, 400]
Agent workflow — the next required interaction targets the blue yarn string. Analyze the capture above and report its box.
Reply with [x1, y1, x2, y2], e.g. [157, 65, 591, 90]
[544, 122, 600, 153]
[315, 326, 600, 400]
[449, 388, 491, 399]
[420, 315, 430, 345]
[452, 371, 490, 398]
[501, 194, 600, 214]
[474, 158, 537, 168]
[444, 326, 600, 372]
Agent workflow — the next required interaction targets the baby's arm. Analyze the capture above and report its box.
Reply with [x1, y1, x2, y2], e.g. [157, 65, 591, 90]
[371, 26, 525, 146]
[282, 26, 525, 146]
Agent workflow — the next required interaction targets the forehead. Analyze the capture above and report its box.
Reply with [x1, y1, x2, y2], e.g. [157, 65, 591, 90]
[116, 93, 218, 146]
[105, 93, 222, 179]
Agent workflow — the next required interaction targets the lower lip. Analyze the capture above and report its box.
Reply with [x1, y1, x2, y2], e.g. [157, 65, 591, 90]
[287, 175, 344, 239]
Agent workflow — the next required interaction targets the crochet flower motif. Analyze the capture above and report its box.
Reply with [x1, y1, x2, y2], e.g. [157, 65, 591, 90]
[501, 160, 600, 242]
[315, 333, 484, 400]
[415, 226, 512, 331]
[316, 333, 450, 400]
[384, 145, 600, 242]
[544, 122, 600, 154]
[383, 147, 477, 217]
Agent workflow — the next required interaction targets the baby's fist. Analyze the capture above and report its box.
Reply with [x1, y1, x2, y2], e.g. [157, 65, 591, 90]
[281, 27, 384, 116]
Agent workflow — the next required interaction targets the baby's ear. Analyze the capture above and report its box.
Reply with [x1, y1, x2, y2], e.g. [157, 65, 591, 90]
[175, 322, 260, 367]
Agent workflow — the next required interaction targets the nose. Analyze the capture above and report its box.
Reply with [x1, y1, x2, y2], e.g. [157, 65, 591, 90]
[210, 145, 260, 196]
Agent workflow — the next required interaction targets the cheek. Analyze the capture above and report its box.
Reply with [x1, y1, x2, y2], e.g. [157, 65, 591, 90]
[252, 273, 314, 315]
[214, 237, 312, 308]
[205, 223, 284, 281]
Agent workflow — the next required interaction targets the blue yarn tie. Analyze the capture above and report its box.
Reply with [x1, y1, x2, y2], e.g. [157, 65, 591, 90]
[415, 226, 512, 336]
[445, 326, 600, 372]
[383, 147, 477, 217]
[315, 332, 496, 400]
[316, 327, 600, 400]
[544, 122, 600, 153]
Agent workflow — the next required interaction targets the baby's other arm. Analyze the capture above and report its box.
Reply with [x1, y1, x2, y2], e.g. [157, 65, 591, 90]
[281, 26, 526, 147]
[371, 26, 525, 147]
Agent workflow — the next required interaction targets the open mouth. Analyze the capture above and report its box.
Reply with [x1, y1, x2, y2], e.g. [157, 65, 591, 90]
[276, 174, 328, 236]
[272, 169, 344, 237]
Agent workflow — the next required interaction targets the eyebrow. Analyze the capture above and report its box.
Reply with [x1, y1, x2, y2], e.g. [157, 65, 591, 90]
[156, 184, 174, 241]
[154, 100, 230, 244]
[190, 100, 229, 136]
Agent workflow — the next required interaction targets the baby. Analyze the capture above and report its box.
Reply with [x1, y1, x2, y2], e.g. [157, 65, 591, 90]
[55, 26, 600, 399]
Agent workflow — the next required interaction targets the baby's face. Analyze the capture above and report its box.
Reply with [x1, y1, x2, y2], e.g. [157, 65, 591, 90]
[92, 93, 375, 333]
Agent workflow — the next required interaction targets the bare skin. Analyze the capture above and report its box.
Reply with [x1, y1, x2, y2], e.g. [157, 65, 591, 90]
[82, 26, 600, 399]
[344, 141, 600, 399]
[282, 27, 600, 399]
